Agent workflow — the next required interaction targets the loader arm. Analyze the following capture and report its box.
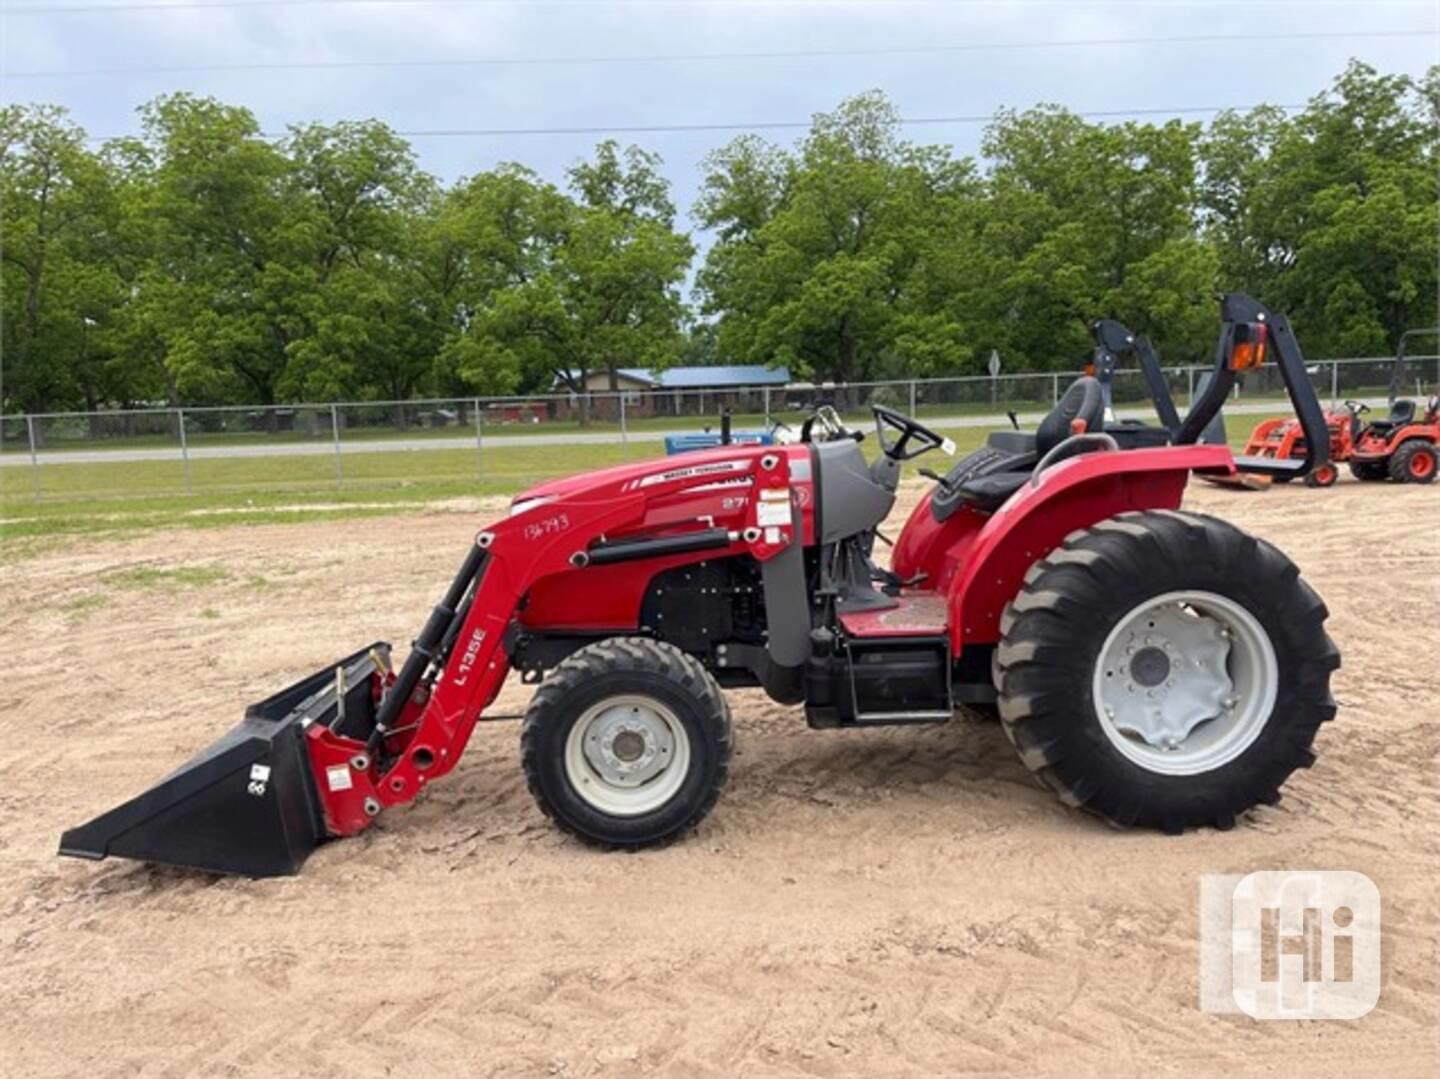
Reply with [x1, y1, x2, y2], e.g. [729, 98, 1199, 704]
[322, 467, 794, 834]
[303, 494, 652, 836]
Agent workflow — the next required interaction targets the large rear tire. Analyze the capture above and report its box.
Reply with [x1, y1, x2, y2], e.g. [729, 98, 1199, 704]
[522, 638, 732, 847]
[1390, 440, 1438, 484]
[994, 511, 1338, 833]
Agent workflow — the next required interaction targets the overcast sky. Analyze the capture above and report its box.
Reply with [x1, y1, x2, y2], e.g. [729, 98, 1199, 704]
[4, 0, 1437, 224]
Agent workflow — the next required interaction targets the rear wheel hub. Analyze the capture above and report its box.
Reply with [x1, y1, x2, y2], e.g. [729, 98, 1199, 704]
[1129, 646, 1171, 687]
[1093, 590, 1278, 775]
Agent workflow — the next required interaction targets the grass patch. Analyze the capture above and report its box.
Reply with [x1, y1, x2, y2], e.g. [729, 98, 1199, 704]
[3, 439, 635, 505]
[101, 565, 231, 590]
[60, 593, 111, 617]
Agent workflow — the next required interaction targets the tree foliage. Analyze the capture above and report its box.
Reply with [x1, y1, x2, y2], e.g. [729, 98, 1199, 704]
[2, 61, 1435, 415]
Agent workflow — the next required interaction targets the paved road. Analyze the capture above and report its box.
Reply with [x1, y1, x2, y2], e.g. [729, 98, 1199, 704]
[0, 402, 1291, 467]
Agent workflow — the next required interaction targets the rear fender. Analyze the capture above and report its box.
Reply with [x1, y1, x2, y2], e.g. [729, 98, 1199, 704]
[1370, 425, 1439, 454]
[946, 445, 1233, 649]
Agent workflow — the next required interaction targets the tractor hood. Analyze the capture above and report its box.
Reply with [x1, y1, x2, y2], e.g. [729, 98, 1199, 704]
[510, 444, 773, 511]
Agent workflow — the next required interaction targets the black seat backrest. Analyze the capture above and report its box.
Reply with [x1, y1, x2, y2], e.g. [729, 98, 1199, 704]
[1036, 376, 1105, 454]
[1387, 399, 1416, 426]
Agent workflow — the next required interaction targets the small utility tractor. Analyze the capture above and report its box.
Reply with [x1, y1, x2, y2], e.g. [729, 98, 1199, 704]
[1344, 328, 1440, 484]
[1242, 327, 1440, 487]
[61, 294, 1340, 877]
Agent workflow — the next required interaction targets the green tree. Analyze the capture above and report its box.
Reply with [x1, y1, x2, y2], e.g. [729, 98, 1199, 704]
[696, 92, 979, 383]
[281, 120, 444, 414]
[5, 64, 1437, 419]
[1, 104, 124, 416]
[440, 145, 693, 418]
[121, 94, 299, 412]
[1201, 62, 1439, 354]
[432, 165, 571, 398]
[977, 108, 1216, 367]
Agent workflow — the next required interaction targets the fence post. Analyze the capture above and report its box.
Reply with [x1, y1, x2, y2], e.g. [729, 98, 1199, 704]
[176, 407, 192, 494]
[619, 393, 628, 457]
[1188, 366, 1196, 407]
[473, 397, 483, 480]
[908, 380, 917, 418]
[330, 404, 343, 490]
[1330, 361, 1339, 405]
[1051, 373, 1059, 405]
[25, 414, 40, 501]
[763, 386, 771, 426]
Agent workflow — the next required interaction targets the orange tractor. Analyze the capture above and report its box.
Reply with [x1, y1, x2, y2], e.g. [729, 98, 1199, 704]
[1242, 328, 1439, 487]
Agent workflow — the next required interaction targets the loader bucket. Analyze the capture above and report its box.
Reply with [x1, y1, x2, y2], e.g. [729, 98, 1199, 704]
[59, 644, 390, 878]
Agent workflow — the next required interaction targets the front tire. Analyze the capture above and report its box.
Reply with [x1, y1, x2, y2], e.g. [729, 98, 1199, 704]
[1304, 463, 1338, 488]
[522, 638, 732, 847]
[994, 511, 1338, 833]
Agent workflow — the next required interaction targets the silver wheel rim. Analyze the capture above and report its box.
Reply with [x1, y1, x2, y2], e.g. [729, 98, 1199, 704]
[1091, 590, 1278, 776]
[564, 695, 691, 816]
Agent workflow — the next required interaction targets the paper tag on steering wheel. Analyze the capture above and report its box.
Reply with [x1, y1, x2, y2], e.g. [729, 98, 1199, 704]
[940, 437, 956, 456]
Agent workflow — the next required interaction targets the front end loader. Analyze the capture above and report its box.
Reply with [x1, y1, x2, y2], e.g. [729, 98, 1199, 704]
[61, 294, 1340, 876]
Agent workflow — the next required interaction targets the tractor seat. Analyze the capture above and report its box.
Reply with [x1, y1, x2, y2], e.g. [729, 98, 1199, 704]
[1366, 398, 1416, 437]
[931, 376, 1105, 519]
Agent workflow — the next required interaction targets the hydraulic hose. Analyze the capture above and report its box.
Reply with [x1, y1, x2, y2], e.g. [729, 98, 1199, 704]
[366, 542, 489, 753]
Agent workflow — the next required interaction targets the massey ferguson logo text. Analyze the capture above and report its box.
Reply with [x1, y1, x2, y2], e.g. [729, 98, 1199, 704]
[631, 460, 749, 490]
[1200, 870, 1380, 1019]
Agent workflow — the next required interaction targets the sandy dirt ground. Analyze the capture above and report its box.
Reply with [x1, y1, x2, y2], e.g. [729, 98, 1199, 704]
[2, 477, 1437, 1077]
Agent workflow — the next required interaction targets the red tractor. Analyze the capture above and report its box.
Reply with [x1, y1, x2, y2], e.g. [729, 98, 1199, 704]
[62, 295, 1340, 876]
[1344, 328, 1440, 484]
[1242, 326, 1440, 487]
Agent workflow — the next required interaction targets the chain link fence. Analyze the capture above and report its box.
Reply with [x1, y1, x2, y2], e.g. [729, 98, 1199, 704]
[2, 356, 1434, 502]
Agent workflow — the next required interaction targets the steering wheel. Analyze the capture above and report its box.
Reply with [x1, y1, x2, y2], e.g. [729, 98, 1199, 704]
[872, 405, 952, 461]
[799, 405, 850, 444]
[1344, 399, 1370, 416]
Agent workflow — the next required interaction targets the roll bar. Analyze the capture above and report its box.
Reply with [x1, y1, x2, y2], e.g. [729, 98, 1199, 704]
[1090, 318, 1182, 431]
[1390, 327, 1440, 402]
[1179, 293, 1331, 479]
